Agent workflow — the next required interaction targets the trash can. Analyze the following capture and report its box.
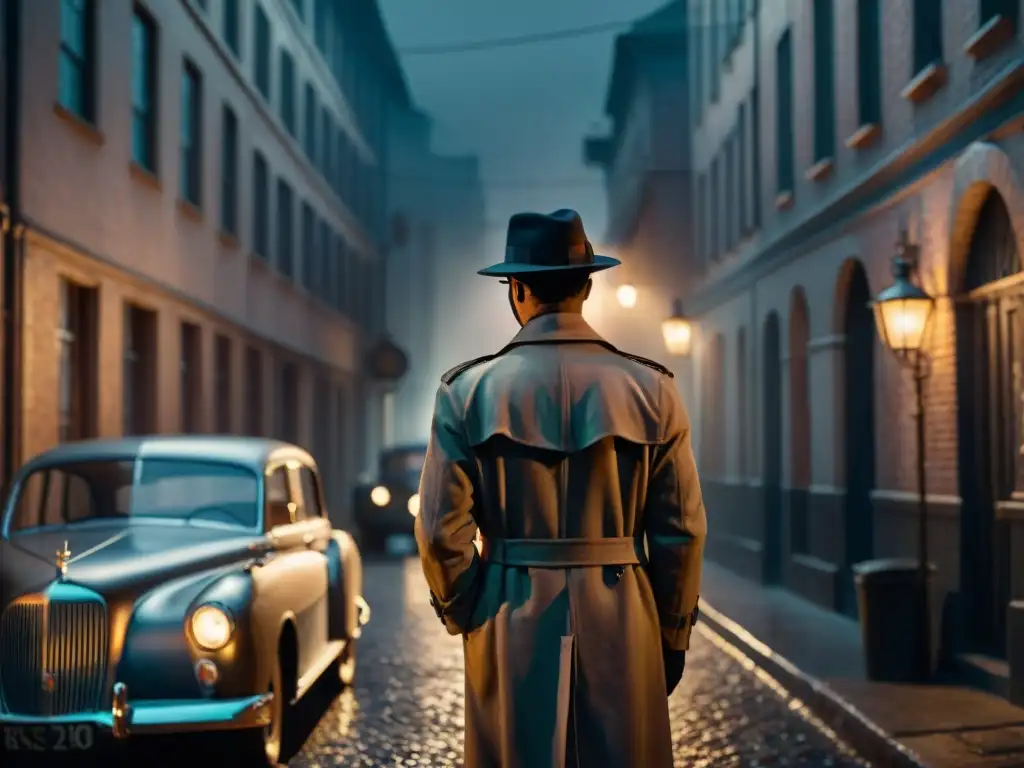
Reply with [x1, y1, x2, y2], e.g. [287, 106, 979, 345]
[853, 558, 936, 683]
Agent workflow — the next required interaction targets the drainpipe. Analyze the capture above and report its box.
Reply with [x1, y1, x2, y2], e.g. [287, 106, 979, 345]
[1, 0, 23, 491]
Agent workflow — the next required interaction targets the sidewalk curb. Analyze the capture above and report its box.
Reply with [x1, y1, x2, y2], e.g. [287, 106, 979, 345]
[700, 600, 929, 768]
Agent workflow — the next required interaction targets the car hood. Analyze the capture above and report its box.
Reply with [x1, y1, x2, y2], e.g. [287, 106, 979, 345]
[1, 522, 263, 602]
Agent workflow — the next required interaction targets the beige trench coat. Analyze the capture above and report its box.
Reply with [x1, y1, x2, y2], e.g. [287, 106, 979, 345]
[415, 312, 706, 768]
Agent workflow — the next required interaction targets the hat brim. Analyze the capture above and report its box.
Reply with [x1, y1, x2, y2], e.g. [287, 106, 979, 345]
[477, 254, 620, 277]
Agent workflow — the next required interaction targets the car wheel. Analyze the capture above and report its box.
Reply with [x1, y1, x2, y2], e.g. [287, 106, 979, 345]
[233, 643, 296, 766]
[338, 638, 357, 687]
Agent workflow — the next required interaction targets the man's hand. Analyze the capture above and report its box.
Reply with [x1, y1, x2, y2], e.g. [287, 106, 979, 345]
[663, 642, 686, 696]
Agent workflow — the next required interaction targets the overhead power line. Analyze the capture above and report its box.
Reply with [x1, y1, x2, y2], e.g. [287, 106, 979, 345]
[395, 16, 747, 56]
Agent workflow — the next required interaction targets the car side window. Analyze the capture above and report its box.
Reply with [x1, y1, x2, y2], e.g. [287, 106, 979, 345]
[298, 467, 323, 519]
[265, 466, 293, 529]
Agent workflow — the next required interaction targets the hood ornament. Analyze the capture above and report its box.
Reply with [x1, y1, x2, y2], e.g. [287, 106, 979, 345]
[56, 540, 71, 580]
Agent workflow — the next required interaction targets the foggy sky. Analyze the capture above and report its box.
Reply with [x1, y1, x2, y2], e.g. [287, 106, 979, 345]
[379, 1, 668, 252]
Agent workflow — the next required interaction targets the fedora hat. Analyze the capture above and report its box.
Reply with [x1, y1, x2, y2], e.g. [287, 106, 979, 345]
[477, 209, 620, 277]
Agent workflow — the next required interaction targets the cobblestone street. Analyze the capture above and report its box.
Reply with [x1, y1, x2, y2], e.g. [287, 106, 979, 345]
[291, 558, 870, 767]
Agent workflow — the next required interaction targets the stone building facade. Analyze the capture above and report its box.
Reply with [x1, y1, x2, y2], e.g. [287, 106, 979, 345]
[688, 0, 1024, 693]
[0, 0, 412, 524]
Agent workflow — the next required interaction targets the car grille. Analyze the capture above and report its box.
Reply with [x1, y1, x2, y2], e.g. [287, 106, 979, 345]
[0, 590, 109, 715]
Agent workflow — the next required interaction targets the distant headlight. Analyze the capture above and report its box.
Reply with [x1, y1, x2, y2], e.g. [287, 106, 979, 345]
[407, 493, 420, 517]
[190, 604, 234, 651]
[370, 486, 391, 507]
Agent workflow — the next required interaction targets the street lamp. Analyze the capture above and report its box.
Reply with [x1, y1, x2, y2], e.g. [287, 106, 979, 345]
[616, 284, 638, 309]
[869, 230, 936, 680]
[662, 299, 693, 357]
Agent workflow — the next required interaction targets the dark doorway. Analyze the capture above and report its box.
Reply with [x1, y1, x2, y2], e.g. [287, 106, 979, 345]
[762, 312, 784, 584]
[841, 261, 876, 617]
[957, 190, 1021, 659]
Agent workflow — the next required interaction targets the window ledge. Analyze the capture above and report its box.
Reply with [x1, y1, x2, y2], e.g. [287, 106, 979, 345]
[218, 230, 240, 250]
[805, 157, 834, 183]
[177, 198, 203, 223]
[53, 103, 104, 147]
[129, 161, 161, 192]
[901, 62, 948, 105]
[845, 123, 882, 150]
[775, 191, 794, 210]
[964, 15, 1015, 62]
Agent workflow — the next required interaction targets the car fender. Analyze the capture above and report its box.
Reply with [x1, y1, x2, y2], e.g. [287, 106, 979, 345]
[118, 564, 260, 700]
[325, 530, 363, 640]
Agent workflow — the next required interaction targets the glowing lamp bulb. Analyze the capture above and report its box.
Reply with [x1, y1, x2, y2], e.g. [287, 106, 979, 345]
[616, 284, 638, 309]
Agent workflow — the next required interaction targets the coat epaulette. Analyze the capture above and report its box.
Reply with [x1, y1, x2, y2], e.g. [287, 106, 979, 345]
[441, 354, 498, 385]
[615, 350, 674, 378]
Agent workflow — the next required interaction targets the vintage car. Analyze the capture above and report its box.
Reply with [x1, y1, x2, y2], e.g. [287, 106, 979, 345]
[0, 436, 370, 765]
[353, 443, 426, 553]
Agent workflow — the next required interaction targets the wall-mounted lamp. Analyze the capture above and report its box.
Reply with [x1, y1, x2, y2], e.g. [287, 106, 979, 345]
[661, 299, 693, 357]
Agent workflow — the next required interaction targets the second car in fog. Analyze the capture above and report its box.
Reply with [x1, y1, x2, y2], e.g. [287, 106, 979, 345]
[353, 444, 426, 553]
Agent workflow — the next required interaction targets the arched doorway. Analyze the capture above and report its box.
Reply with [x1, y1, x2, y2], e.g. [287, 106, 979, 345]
[762, 312, 784, 584]
[956, 189, 1022, 658]
[840, 261, 876, 617]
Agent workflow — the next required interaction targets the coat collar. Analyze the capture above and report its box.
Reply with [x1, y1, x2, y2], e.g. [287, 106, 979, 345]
[506, 312, 609, 347]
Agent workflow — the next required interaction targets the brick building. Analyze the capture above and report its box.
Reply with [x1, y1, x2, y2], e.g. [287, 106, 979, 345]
[0, 0, 413, 524]
[686, 0, 1024, 693]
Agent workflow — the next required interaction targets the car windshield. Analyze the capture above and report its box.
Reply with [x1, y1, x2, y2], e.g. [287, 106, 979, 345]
[380, 449, 426, 479]
[7, 458, 260, 533]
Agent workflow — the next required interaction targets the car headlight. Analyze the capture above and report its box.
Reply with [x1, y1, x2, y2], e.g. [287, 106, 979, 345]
[370, 486, 391, 507]
[407, 493, 420, 516]
[190, 604, 234, 651]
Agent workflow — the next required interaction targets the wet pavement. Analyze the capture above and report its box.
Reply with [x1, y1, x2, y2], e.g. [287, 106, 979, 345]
[291, 558, 870, 767]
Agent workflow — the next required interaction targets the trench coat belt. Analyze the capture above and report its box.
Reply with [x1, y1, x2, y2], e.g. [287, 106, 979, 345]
[485, 536, 642, 568]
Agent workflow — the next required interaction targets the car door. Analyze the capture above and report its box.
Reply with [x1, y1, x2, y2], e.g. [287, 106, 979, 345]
[290, 462, 333, 665]
[261, 461, 330, 682]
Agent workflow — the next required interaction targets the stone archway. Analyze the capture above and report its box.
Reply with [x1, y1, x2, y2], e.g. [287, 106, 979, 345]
[836, 259, 876, 618]
[762, 312, 784, 584]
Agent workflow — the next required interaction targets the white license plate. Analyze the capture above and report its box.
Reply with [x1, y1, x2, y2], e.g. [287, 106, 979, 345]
[3, 724, 95, 752]
[385, 534, 416, 555]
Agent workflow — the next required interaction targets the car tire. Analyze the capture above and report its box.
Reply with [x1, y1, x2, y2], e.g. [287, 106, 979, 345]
[338, 638, 357, 687]
[233, 641, 298, 766]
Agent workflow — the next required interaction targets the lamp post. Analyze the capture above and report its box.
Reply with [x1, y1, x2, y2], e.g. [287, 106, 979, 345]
[661, 299, 693, 357]
[869, 230, 936, 680]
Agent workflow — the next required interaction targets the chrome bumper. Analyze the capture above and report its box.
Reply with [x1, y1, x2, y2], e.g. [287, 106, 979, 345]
[0, 682, 272, 739]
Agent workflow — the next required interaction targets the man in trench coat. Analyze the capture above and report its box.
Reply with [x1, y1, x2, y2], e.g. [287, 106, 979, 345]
[415, 209, 706, 768]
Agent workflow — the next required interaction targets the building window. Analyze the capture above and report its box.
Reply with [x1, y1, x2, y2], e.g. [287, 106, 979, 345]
[180, 322, 202, 433]
[301, 202, 316, 291]
[709, 0, 720, 101]
[220, 104, 238, 235]
[276, 178, 294, 278]
[313, 375, 331, 474]
[695, 173, 707, 267]
[330, 234, 343, 309]
[737, 103, 748, 233]
[709, 157, 720, 260]
[317, 219, 331, 301]
[277, 362, 299, 444]
[214, 334, 232, 433]
[856, 0, 882, 127]
[750, 88, 762, 227]
[911, 0, 943, 74]
[222, 0, 241, 57]
[252, 150, 269, 259]
[725, 136, 736, 250]
[304, 83, 318, 163]
[253, 4, 271, 100]
[123, 304, 157, 435]
[131, 6, 158, 173]
[244, 346, 263, 436]
[279, 50, 296, 136]
[775, 29, 795, 195]
[58, 280, 98, 442]
[314, 0, 330, 55]
[812, 0, 835, 163]
[58, 0, 96, 122]
[320, 108, 333, 184]
[981, 0, 1019, 28]
[180, 60, 203, 207]
[691, 0, 704, 123]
